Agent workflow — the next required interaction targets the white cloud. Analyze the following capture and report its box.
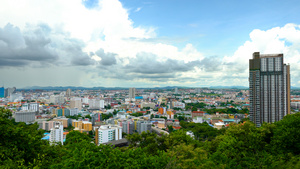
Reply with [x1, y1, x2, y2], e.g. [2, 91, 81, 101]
[220, 23, 300, 86]
[0, 0, 300, 88]
[134, 7, 142, 12]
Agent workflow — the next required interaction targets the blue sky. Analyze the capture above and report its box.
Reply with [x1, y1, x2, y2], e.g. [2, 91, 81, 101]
[121, 0, 300, 55]
[0, 0, 300, 88]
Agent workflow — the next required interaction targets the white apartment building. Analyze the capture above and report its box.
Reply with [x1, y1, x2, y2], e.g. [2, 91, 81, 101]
[50, 122, 64, 145]
[89, 99, 104, 109]
[96, 125, 122, 145]
[22, 103, 39, 112]
[82, 97, 89, 104]
[50, 95, 65, 104]
[173, 102, 185, 109]
[69, 108, 79, 116]
[29, 103, 39, 112]
[100, 100, 105, 109]
[22, 103, 29, 111]
[141, 102, 155, 109]
[9, 93, 23, 102]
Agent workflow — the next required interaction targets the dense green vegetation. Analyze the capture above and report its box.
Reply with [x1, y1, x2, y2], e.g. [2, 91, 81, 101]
[205, 107, 249, 114]
[185, 102, 207, 110]
[131, 112, 144, 117]
[101, 112, 113, 120]
[180, 121, 225, 141]
[66, 114, 82, 120]
[1, 107, 300, 168]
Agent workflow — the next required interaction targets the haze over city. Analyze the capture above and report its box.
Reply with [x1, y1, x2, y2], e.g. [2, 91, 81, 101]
[1, 0, 300, 88]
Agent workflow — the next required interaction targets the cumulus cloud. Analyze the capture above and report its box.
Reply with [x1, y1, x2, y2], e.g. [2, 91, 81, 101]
[219, 23, 300, 86]
[95, 49, 117, 66]
[93, 52, 202, 83]
[0, 23, 96, 67]
[0, 23, 58, 67]
[199, 56, 222, 72]
[0, 0, 300, 88]
[123, 52, 200, 74]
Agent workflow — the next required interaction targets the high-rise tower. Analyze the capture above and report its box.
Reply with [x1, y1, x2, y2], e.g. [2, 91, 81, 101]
[66, 88, 72, 97]
[129, 88, 136, 99]
[249, 52, 290, 127]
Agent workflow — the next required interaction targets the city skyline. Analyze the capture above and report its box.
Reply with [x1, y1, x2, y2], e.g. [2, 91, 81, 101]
[1, 0, 300, 88]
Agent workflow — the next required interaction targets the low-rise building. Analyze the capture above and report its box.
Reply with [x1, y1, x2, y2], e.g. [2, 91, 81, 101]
[38, 120, 56, 131]
[72, 120, 92, 133]
[53, 117, 71, 128]
[192, 111, 204, 118]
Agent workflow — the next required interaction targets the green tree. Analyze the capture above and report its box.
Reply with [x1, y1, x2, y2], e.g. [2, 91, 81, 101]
[0, 108, 53, 167]
[178, 116, 185, 121]
[168, 125, 174, 133]
[131, 112, 144, 117]
[167, 144, 211, 169]
[207, 121, 275, 168]
[271, 113, 300, 155]
[64, 131, 91, 145]
[127, 132, 142, 147]
[113, 109, 118, 115]
[85, 114, 91, 119]
[105, 104, 111, 109]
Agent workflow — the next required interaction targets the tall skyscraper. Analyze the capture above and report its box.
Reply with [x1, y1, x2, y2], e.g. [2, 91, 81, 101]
[249, 52, 290, 127]
[66, 88, 72, 97]
[129, 88, 136, 99]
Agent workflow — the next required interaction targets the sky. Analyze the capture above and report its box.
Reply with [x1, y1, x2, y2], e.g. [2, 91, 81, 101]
[1, 0, 300, 88]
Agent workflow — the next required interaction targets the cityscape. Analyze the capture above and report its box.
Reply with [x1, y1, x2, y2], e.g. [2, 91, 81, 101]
[1, 0, 300, 168]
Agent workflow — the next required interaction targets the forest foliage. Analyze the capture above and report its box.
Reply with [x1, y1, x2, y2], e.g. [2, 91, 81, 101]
[1, 107, 300, 168]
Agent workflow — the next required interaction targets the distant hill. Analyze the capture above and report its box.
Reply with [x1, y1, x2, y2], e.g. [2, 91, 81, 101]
[209, 86, 248, 89]
[22, 86, 126, 91]
[21, 85, 251, 90]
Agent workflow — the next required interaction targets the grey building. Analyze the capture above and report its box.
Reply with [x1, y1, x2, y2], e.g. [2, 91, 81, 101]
[129, 88, 136, 99]
[249, 52, 291, 127]
[15, 111, 35, 123]
[136, 121, 151, 134]
[5, 87, 16, 98]
[122, 121, 134, 134]
[66, 88, 72, 97]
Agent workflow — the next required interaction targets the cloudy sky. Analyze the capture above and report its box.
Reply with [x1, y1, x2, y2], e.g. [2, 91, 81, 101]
[1, 0, 300, 88]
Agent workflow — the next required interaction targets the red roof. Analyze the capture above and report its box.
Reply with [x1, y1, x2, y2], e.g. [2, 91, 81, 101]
[173, 126, 181, 130]
[192, 111, 204, 113]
